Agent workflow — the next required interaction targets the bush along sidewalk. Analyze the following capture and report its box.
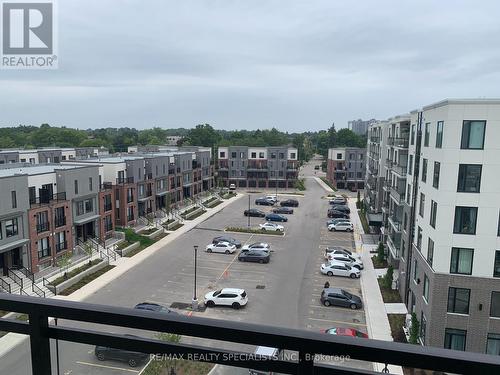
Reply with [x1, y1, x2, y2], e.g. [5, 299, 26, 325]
[320, 177, 337, 191]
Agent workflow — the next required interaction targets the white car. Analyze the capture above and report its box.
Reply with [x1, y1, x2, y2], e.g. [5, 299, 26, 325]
[241, 242, 270, 251]
[321, 262, 360, 279]
[259, 222, 284, 232]
[328, 221, 353, 232]
[265, 195, 278, 203]
[329, 197, 346, 205]
[328, 253, 364, 270]
[204, 288, 248, 309]
[205, 241, 237, 254]
[325, 246, 361, 261]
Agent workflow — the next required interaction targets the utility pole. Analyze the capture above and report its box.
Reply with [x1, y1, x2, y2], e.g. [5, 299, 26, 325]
[247, 194, 251, 228]
[192, 245, 199, 311]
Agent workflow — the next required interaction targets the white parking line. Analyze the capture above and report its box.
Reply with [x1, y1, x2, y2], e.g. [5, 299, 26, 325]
[76, 361, 141, 373]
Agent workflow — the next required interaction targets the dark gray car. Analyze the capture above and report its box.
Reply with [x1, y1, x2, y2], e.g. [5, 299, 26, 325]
[238, 249, 270, 264]
[320, 288, 362, 309]
[213, 236, 242, 248]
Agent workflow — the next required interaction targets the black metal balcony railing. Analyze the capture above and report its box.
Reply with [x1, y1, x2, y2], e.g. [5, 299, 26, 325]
[36, 222, 50, 233]
[54, 215, 66, 228]
[370, 136, 380, 143]
[104, 203, 112, 212]
[55, 241, 67, 253]
[388, 137, 409, 148]
[392, 163, 408, 176]
[29, 192, 67, 208]
[100, 182, 113, 191]
[116, 176, 134, 184]
[0, 294, 498, 375]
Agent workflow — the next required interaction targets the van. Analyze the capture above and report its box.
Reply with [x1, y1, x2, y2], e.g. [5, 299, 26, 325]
[249, 346, 283, 375]
[229, 183, 236, 190]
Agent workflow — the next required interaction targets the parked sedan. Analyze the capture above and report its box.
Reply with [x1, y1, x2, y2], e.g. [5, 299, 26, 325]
[325, 246, 361, 261]
[204, 288, 248, 309]
[244, 208, 266, 217]
[212, 236, 242, 248]
[255, 198, 275, 206]
[329, 197, 347, 205]
[134, 302, 178, 315]
[238, 249, 270, 264]
[327, 209, 349, 219]
[321, 262, 360, 279]
[206, 242, 237, 254]
[323, 327, 368, 338]
[320, 288, 362, 309]
[95, 335, 149, 367]
[326, 218, 350, 227]
[330, 205, 350, 214]
[328, 221, 354, 232]
[265, 213, 288, 222]
[259, 222, 284, 232]
[328, 253, 364, 270]
[272, 206, 294, 214]
[280, 199, 299, 207]
[241, 242, 270, 251]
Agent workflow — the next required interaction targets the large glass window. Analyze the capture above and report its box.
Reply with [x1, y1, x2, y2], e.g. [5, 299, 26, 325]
[37, 237, 50, 259]
[436, 121, 444, 148]
[417, 227, 422, 250]
[444, 329, 466, 351]
[427, 238, 434, 267]
[413, 259, 418, 282]
[433, 162, 440, 189]
[450, 247, 473, 275]
[5, 218, 18, 237]
[490, 292, 500, 318]
[447, 287, 470, 314]
[453, 206, 477, 234]
[419, 193, 425, 217]
[408, 155, 413, 175]
[486, 334, 500, 355]
[430, 200, 437, 228]
[461, 120, 486, 149]
[457, 164, 481, 193]
[411, 124, 415, 145]
[421, 159, 427, 182]
[424, 123, 430, 147]
[423, 274, 429, 302]
[495, 251, 500, 278]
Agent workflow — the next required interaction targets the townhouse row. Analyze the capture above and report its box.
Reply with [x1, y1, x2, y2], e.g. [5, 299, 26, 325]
[364, 99, 500, 355]
[0, 147, 214, 277]
[217, 146, 299, 189]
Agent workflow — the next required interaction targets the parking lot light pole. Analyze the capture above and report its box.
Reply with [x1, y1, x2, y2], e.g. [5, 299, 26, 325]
[192, 245, 199, 311]
[247, 195, 251, 228]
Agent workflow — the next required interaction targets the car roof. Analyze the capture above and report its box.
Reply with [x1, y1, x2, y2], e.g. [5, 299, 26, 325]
[327, 261, 349, 267]
[323, 287, 344, 293]
[220, 288, 245, 293]
[214, 241, 232, 245]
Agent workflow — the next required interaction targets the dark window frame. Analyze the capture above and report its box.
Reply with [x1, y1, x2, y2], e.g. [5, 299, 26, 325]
[436, 121, 444, 148]
[444, 328, 467, 351]
[457, 164, 482, 193]
[453, 206, 478, 235]
[450, 247, 474, 275]
[422, 159, 427, 183]
[430, 200, 437, 228]
[424, 122, 430, 147]
[447, 287, 470, 314]
[461, 120, 486, 150]
[433, 162, 440, 189]
[490, 291, 500, 318]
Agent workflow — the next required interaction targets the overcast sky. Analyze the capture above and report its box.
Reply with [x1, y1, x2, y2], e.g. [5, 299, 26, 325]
[2, 0, 500, 132]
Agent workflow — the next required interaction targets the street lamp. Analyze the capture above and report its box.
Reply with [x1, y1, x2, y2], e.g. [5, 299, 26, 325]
[192, 245, 199, 311]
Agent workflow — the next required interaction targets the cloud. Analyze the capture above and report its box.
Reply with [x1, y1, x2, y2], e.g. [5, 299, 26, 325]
[1, 0, 500, 131]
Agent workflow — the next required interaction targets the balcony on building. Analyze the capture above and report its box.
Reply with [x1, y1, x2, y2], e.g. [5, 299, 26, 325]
[390, 182, 406, 204]
[286, 161, 298, 171]
[388, 137, 409, 149]
[369, 135, 380, 143]
[387, 230, 402, 259]
[29, 192, 67, 208]
[36, 221, 50, 234]
[218, 160, 229, 170]
[382, 179, 391, 192]
[116, 176, 134, 185]
[55, 241, 68, 253]
[247, 160, 268, 170]
[54, 214, 66, 228]
[392, 162, 407, 177]
[388, 210, 403, 233]
[100, 182, 113, 191]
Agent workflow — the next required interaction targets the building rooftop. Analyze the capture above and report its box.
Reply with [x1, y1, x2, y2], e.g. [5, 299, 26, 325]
[0, 164, 90, 178]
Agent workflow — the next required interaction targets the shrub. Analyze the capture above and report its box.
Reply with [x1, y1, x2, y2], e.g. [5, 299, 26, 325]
[409, 313, 420, 344]
[382, 265, 394, 289]
[376, 242, 385, 263]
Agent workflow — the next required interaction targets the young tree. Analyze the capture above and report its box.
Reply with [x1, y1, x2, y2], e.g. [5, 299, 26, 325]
[409, 313, 420, 344]
[376, 242, 385, 263]
[383, 265, 394, 289]
[57, 252, 73, 280]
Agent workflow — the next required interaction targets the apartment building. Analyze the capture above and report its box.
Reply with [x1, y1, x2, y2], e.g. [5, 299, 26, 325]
[0, 147, 109, 165]
[364, 99, 500, 354]
[348, 118, 377, 135]
[217, 146, 299, 189]
[326, 147, 366, 190]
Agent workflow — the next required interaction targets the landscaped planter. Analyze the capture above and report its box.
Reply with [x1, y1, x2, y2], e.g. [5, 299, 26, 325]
[143, 228, 164, 239]
[116, 241, 140, 257]
[182, 207, 206, 220]
[53, 260, 109, 295]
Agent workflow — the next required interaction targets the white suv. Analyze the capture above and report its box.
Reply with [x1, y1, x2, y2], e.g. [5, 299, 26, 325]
[328, 253, 364, 270]
[321, 262, 360, 279]
[325, 246, 361, 261]
[204, 288, 248, 309]
[328, 221, 353, 232]
[259, 222, 284, 232]
[265, 195, 278, 203]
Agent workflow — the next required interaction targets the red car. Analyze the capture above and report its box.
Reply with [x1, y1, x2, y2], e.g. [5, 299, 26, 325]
[322, 327, 368, 338]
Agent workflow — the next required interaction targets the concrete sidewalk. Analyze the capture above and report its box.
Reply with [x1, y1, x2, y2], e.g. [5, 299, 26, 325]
[0, 194, 244, 359]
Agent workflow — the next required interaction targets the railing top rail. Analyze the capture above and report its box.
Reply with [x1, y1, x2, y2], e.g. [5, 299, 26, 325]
[0, 294, 499, 374]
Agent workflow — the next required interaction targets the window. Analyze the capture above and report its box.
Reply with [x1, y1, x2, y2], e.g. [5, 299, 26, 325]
[290, 152, 296, 159]
[494, 251, 500, 278]
[5, 218, 18, 237]
[76, 201, 84, 216]
[74, 180, 78, 194]
[450, 247, 473, 275]
[403, 212, 408, 231]
[424, 123, 430, 147]
[423, 274, 429, 302]
[453, 207, 477, 234]
[486, 334, 500, 355]
[427, 238, 434, 267]
[259, 152, 264, 158]
[231, 152, 236, 158]
[357, 172, 362, 178]
[457, 164, 481, 193]
[419, 193, 425, 217]
[54, 207, 65, 227]
[421, 159, 427, 182]
[461, 120, 486, 149]
[401, 239, 405, 258]
[430, 200, 437, 228]
[251, 152, 256, 158]
[417, 227, 422, 250]
[447, 287, 470, 314]
[444, 329, 466, 351]
[9, 190, 17, 209]
[84, 199, 93, 213]
[56, 231, 66, 252]
[279, 152, 284, 159]
[89, 177, 93, 191]
[420, 312, 427, 344]
[436, 121, 444, 148]
[219, 151, 225, 158]
[433, 162, 440, 189]
[270, 153, 276, 159]
[37, 237, 50, 259]
[359, 154, 363, 160]
[491, 292, 500, 318]
[408, 155, 413, 175]
[413, 259, 418, 282]
[104, 215, 113, 232]
[406, 184, 411, 204]
[349, 153, 354, 160]
[411, 124, 415, 145]
[240, 152, 245, 158]
[498, 211, 500, 236]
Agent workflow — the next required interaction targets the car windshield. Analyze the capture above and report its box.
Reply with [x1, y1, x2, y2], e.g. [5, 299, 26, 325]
[342, 290, 353, 299]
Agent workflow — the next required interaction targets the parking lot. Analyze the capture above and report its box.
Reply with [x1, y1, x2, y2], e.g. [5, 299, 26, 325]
[28, 177, 372, 375]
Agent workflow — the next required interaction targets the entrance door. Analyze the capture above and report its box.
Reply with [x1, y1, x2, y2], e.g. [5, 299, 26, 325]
[0, 253, 6, 276]
[11, 248, 21, 268]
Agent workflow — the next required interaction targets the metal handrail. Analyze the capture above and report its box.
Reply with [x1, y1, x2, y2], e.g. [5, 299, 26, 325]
[16, 267, 35, 284]
[19, 289, 29, 296]
[7, 268, 23, 289]
[31, 283, 45, 298]
[0, 278, 11, 293]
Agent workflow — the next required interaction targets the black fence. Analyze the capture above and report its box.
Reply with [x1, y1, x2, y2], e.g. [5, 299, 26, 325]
[0, 294, 499, 375]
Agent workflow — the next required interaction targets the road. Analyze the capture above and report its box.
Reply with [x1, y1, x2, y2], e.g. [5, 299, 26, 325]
[0, 159, 370, 374]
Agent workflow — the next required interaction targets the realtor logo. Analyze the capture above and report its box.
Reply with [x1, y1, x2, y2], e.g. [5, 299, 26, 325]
[1, 1, 58, 69]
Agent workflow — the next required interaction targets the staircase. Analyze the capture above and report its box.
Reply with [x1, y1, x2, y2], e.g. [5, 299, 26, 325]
[88, 236, 120, 263]
[0, 268, 54, 298]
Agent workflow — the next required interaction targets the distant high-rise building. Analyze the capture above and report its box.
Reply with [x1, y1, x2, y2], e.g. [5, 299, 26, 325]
[348, 119, 377, 135]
